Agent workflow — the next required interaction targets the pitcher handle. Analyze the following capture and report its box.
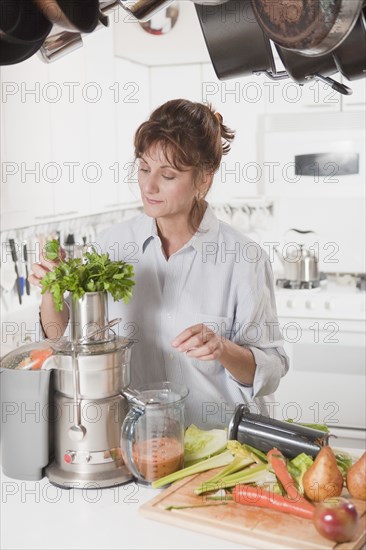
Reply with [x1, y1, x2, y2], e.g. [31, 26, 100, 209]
[120, 394, 145, 480]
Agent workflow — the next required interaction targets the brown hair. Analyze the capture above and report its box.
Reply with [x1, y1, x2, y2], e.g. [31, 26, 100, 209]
[134, 98, 235, 233]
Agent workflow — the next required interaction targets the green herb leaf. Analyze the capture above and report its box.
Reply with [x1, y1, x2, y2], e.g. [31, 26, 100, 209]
[44, 239, 60, 261]
[41, 248, 135, 312]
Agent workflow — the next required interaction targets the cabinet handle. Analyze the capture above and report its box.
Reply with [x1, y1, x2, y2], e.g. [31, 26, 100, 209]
[55, 211, 78, 216]
[34, 214, 56, 220]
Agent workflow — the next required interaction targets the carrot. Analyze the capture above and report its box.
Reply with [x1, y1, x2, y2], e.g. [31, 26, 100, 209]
[267, 448, 304, 502]
[233, 484, 314, 520]
[29, 348, 53, 370]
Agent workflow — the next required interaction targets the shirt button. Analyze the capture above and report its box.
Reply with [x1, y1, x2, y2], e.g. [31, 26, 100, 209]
[167, 313, 172, 319]
[169, 353, 174, 360]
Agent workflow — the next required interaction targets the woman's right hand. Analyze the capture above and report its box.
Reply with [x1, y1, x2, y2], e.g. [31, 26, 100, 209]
[28, 245, 66, 289]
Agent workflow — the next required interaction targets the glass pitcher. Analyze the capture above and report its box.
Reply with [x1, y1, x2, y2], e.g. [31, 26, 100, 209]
[121, 382, 189, 486]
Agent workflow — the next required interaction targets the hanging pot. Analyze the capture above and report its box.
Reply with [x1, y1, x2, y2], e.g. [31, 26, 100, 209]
[33, 0, 101, 33]
[38, 29, 83, 63]
[0, 0, 52, 44]
[332, 6, 366, 81]
[118, 0, 174, 22]
[275, 44, 352, 95]
[195, 0, 282, 80]
[251, 0, 363, 57]
[0, 34, 45, 66]
[0, 0, 52, 66]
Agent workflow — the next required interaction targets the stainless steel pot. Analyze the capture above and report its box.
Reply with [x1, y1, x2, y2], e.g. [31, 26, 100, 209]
[275, 229, 320, 286]
[275, 44, 352, 95]
[195, 0, 277, 80]
[118, 0, 173, 22]
[332, 6, 366, 81]
[251, 0, 363, 57]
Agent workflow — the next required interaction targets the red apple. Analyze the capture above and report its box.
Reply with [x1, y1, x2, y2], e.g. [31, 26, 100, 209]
[313, 497, 360, 542]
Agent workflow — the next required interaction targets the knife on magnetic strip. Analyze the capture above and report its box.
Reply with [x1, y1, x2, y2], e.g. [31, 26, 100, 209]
[9, 238, 22, 305]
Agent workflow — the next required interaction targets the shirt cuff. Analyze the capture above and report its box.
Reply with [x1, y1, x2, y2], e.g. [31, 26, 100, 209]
[247, 345, 288, 398]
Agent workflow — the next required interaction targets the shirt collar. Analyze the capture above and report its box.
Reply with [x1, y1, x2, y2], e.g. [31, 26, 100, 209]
[140, 215, 158, 253]
[140, 203, 220, 264]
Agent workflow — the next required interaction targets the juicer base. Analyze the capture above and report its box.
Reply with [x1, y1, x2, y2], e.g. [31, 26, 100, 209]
[45, 461, 134, 489]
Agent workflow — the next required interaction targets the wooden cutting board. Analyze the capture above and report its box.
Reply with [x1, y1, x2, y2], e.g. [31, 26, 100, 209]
[140, 468, 366, 550]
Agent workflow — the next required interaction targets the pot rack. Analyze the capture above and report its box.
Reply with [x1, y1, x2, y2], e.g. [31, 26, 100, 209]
[1, 1, 364, 95]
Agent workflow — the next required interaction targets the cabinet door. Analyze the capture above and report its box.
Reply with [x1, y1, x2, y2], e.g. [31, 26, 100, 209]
[115, 56, 149, 205]
[84, 27, 120, 213]
[264, 52, 342, 114]
[150, 64, 202, 109]
[48, 46, 91, 219]
[200, 63, 263, 201]
[1, 56, 54, 230]
[342, 77, 366, 111]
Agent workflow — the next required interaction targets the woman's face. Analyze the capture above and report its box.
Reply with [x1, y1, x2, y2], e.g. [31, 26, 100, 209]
[137, 145, 201, 222]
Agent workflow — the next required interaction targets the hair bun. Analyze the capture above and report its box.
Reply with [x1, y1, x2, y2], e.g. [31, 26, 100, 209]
[214, 111, 223, 124]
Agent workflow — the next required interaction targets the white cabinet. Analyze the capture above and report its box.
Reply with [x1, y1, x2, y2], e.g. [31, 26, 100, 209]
[84, 28, 121, 213]
[264, 78, 342, 114]
[1, 55, 54, 230]
[1, 25, 149, 230]
[115, 57, 150, 205]
[48, 46, 91, 219]
[150, 64, 202, 109]
[200, 63, 264, 201]
[342, 77, 366, 111]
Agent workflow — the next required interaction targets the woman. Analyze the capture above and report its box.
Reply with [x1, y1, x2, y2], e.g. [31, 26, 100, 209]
[30, 99, 289, 428]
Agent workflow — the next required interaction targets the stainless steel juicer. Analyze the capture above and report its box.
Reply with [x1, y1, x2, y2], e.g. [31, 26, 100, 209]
[1, 291, 135, 489]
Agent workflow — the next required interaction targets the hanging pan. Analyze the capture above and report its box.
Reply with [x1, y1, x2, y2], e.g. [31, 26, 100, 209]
[0, 0, 52, 44]
[33, 0, 102, 33]
[251, 0, 363, 57]
[275, 44, 352, 95]
[0, 0, 52, 66]
[332, 6, 366, 81]
[195, 0, 284, 80]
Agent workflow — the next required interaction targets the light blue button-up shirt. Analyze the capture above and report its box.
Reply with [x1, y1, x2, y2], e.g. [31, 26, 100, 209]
[98, 205, 289, 429]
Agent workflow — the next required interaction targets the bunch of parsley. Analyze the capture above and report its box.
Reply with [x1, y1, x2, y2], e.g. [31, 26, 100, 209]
[41, 243, 135, 312]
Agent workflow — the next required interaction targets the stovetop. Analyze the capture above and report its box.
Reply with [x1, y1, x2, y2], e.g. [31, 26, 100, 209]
[276, 278, 321, 290]
[274, 273, 366, 321]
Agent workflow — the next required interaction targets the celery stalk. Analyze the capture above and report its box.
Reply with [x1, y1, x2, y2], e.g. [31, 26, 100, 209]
[195, 463, 268, 495]
[193, 456, 254, 495]
[151, 450, 235, 489]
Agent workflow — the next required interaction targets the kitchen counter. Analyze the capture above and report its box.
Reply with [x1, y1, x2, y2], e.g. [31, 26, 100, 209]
[1, 448, 363, 550]
[0, 471, 246, 550]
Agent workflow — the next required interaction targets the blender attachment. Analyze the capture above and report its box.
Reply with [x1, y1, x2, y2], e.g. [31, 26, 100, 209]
[228, 404, 330, 458]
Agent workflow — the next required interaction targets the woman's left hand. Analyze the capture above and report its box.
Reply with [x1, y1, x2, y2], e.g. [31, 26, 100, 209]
[171, 324, 225, 361]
